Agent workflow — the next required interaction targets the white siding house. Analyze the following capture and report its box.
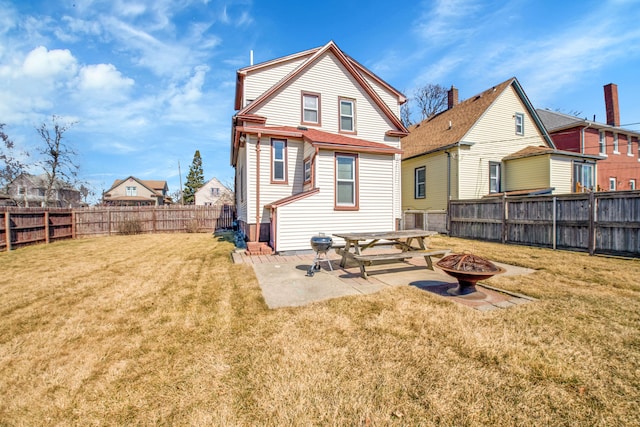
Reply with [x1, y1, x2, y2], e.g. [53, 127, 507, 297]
[231, 41, 408, 253]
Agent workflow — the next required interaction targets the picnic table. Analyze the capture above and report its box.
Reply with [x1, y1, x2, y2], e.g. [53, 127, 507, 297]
[333, 230, 450, 279]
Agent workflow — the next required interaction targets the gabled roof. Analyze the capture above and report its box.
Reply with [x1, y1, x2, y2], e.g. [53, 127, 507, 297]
[234, 40, 407, 133]
[106, 176, 167, 197]
[536, 109, 640, 136]
[236, 125, 402, 155]
[401, 77, 555, 160]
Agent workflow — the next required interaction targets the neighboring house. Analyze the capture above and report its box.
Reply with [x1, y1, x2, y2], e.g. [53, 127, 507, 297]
[537, 83, 640, 191]
[195, 177, 233, 206]
[401, 77, 600, 220]
[231, 41, 408, 253]
[6, 173, 83, 207]
[102, 176, 170, 206]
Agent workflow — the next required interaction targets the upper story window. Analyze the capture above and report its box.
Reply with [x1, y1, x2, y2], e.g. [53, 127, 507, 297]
[211, 187, 220, 196]
[628, 135, 634, 156]
[599, 130, 606, 155]
[489, 162, 501, 193]
[126, 186, 137, 196]
[335, 153, 358, 210]
[515, 113, 524, 135]
[271, 139, 287, 184]
[339, 98, 356, 133]
[17, 186, 25, 195]
[613, 133, 619, 153]
[302, 92, 320, 125]
[415, 166, 426, 199]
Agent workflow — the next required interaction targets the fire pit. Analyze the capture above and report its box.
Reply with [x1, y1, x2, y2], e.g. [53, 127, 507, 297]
[436, 253, 505, 296]
[307, 233, 333, 277]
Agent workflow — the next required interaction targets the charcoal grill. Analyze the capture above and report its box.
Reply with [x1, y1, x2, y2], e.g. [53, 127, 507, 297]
[307, 233, 333, 277]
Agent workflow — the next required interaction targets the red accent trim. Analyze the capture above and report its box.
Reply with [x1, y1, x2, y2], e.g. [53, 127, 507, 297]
[270, 138, 288, 184]
[301, 91, 321, 126]
[267, 188, 320, 208]
[334, 152, 359, 211]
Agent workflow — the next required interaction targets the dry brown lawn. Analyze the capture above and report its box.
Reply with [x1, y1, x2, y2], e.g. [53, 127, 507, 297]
[0, 233, 638, 426]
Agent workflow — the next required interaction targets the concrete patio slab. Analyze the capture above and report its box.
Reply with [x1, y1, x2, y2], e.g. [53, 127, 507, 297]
[237, 250, 536, 310]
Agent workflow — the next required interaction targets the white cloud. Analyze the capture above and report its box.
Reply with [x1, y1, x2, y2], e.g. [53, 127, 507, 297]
[78, 63, 134, 92]
[22, 46, 78, 79]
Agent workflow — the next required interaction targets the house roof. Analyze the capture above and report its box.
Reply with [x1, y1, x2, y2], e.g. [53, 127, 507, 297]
[401, 77, 555, 160]
[502, 145, 603, 161]
[234, 40, 408, 134]
[237, 125, 402, 155]
[11, 173, 77, 190]
[106, 176, 167, 197]
[536, 108, 640, 136]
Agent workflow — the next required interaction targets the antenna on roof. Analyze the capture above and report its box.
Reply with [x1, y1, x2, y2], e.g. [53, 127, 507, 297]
[250, 50, 254, 66]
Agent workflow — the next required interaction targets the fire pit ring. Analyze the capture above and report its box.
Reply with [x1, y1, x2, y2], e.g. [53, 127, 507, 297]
[436, 253, 505, 296]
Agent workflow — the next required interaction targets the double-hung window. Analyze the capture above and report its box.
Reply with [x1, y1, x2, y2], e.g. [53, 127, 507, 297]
[599, 131, 606, 155]
[126, 186, 137, 196]
[628, 135, 634, 156]
[415, 166, 426, 198]
[609, 177, 617, 191]
[211, 187, 220, 196]
[489, 162, 501, 193]
[271, 139, 287, 183]
[515, 113, 524, 135]
[335, 153, 357, 209]
[302, 92, 320, 125]
[339, 98, 355, 133]
[630, 179, 636, 190]
[613, 133, 619, 153]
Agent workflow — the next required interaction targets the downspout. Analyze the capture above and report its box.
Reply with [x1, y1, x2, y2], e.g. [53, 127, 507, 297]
[445, 150, 451, 233]
[314, 146, 319, 189]
[255, 132, 262, 241]
[581, 122, 592, 154]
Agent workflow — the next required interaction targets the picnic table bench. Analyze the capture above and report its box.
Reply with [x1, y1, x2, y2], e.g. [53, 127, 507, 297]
[333, 230, 451, 279]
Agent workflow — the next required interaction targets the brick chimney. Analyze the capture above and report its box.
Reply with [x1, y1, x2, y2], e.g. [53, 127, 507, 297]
[448, 85, 458, 110]
[604, 83, 620, 127]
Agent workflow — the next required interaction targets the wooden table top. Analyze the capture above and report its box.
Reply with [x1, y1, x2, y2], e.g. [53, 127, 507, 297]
[333, 230, 437, 241]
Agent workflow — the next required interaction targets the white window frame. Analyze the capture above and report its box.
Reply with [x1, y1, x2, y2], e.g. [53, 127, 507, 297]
[630, 179, 636, 191]
[211, 187, 220, 196]
[126, 186, 137, 196]
[339, 98, 355, 133]
[304, 158, 312, 184]
[515, 113, 524, 135]
[489, 162, 501, 193]
[628, 135, 634, 156]
[415, 166, 426, 199]
[609, 177, 616, 191]
[302, 92, 320, 125]
[271, 139, 287, 183]
[613, 133, 619, 153]
[335, 153, 358, 209]
[599, 131, 606, 155]
[574, 162, 594, 192]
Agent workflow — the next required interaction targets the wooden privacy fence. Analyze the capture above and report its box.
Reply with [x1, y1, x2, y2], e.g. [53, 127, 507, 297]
[449, 191, 640, 257]
[1, 205, 236, 251]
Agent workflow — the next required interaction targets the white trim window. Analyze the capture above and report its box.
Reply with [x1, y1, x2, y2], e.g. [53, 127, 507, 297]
[630, 179, 636, 190]
[609, 177, 616, 191]
[271, 139, 287, 183]
[415, 166, 426, 199]
[628, 135, 634, 156]
[335, 153, 357, 209]
[489, 162, 501, 193]
[613, 133, 619, 153]
[302, 92, 319, 124]
[574, 162, 594, 192]
[599, 130, 606, 155]
[515, 113, 524, 135]
[126, 186, 137, 196]
[339, 98, 355, 132]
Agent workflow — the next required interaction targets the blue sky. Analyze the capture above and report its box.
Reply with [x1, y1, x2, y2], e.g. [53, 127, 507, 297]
[1, 0, 639, 202]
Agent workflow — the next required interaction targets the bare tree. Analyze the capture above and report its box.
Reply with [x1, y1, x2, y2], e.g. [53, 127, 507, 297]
[414, 83, 448, 121]
[35, 115, 79, 206]
[0, 123, 27, 189]
[400, 102, 413, 128]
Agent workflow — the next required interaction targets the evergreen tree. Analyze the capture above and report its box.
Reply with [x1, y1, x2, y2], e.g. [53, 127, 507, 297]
[183, 150, 204, 204]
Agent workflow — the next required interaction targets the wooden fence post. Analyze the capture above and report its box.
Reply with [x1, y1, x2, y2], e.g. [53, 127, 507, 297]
[71, 210, 76, 239]
[588, 192, 596, 256]
[5, 212, 10, 251]
[44, 211, 50, 244]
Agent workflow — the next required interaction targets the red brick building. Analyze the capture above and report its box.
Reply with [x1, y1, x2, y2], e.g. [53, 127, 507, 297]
[537, 84, 640, 191]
